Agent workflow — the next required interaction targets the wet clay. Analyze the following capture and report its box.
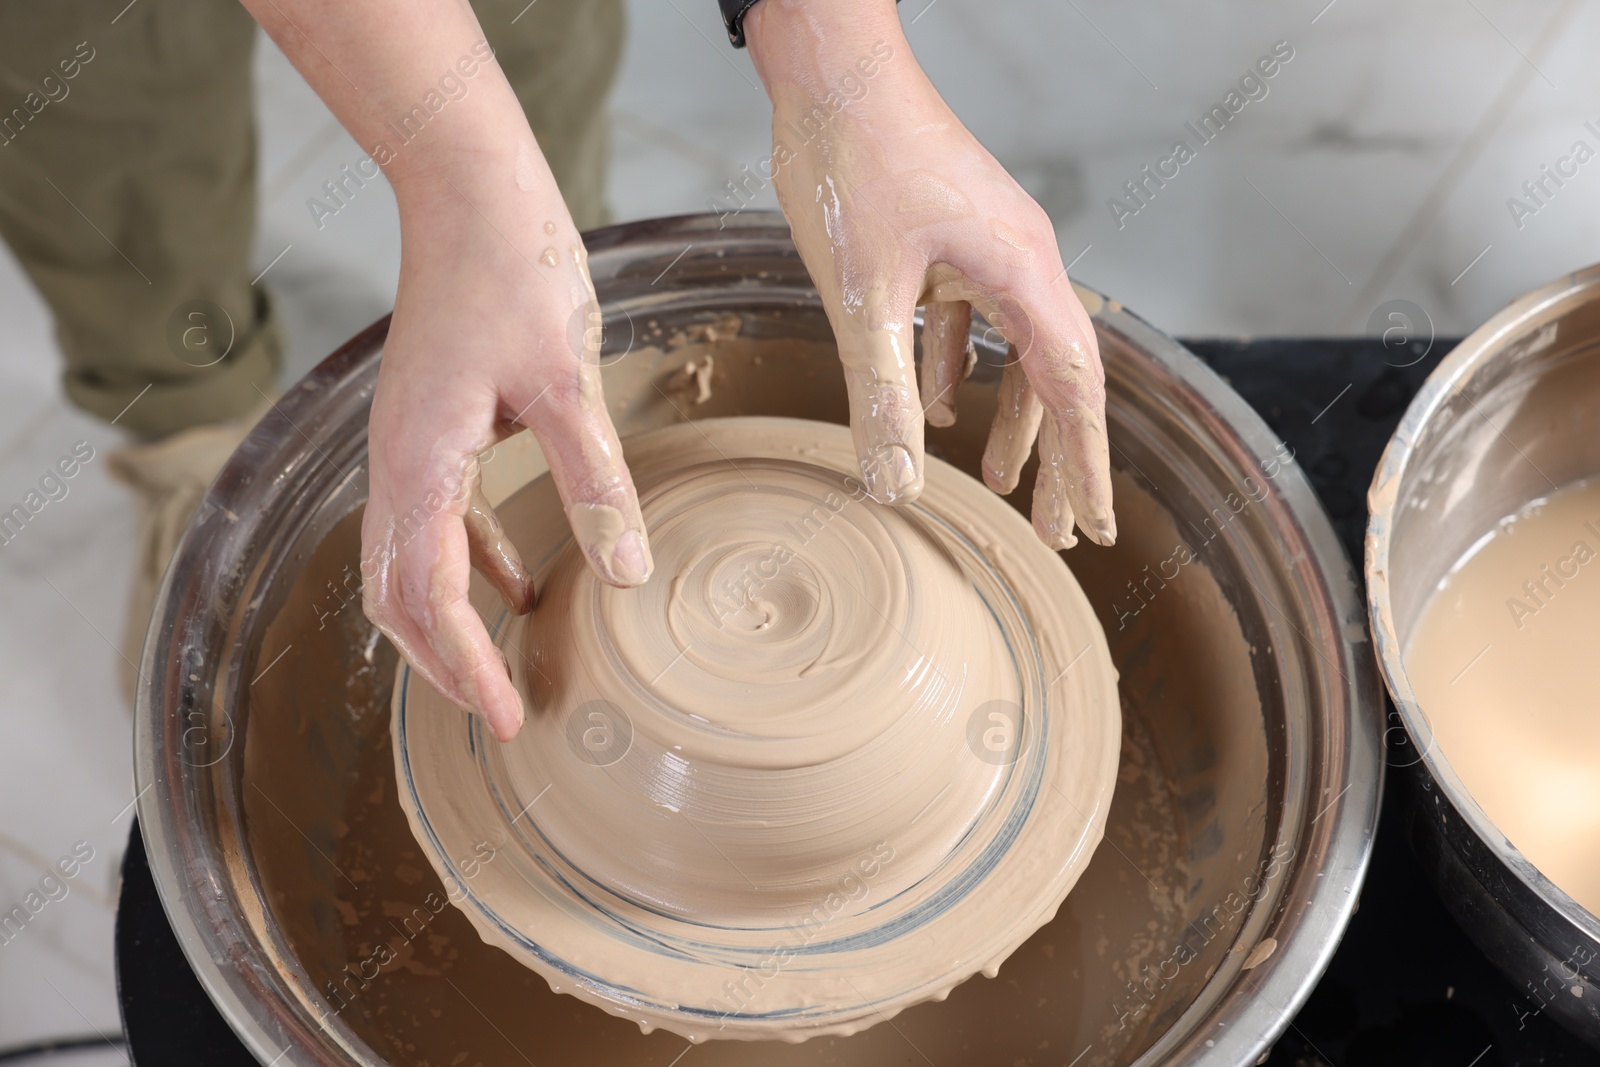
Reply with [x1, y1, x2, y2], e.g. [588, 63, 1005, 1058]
[243, 319, 1268, 1066]
[463, 485, 533, 615]
[1406, 477, 1600, 916]
[395, 416, 1121, 1041]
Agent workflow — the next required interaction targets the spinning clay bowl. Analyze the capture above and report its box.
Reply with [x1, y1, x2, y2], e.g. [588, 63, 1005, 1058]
[393, 416, 1121, 1041]
[135, 212, 1381, 1067]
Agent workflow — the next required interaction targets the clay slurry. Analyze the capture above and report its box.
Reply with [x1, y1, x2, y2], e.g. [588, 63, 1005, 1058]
[1406, 477, 1600, 916]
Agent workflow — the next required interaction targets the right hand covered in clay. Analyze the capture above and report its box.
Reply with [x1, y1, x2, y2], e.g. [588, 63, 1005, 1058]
[360, 172, 652, 742]
[241, 0, 653, 743]
[744, 0, 1115, 549]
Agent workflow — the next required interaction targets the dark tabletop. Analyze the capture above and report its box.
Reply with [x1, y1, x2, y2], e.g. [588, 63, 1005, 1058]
[115, 338, 1600, 1067]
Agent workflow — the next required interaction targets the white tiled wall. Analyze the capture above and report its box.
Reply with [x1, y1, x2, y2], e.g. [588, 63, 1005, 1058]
[3, 0, 1599, 1055]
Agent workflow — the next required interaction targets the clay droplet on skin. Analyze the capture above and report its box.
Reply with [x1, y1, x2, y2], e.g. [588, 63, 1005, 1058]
[1039, 343, 1092, 382]
[577, 362, 604, 404]
[541, 247, 560, 268]
[989, 218, 1034, 256]
[919, 262, 970, 306]
[894, 170, 976, 220]
[544, 220, 557, 235]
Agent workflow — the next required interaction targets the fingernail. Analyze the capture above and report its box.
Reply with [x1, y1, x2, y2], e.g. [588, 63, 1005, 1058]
[492, 695, 525, 743]
[1070, 494, 1117, 547]
[986, 464, 1025, 496]
[982, 457, 1012, 495]
[862, 444, 922, 504]
[1085, 511, 1117, 547]
[610, 529, 652, 586]
[1033, 499, 1079, 552]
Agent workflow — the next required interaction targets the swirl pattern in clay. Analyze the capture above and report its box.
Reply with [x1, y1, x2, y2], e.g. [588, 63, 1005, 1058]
[394, 416, 1119, 1042]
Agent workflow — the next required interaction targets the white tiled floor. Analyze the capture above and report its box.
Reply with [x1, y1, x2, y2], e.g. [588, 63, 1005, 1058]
[3, 0, 1600, 1057]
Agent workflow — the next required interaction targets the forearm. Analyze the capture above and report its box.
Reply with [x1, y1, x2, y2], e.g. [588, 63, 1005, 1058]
[239, 0, 558, 220]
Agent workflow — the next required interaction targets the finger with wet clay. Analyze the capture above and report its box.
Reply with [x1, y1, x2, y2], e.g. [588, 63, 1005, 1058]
[465, 483, 535, 615]
[1031, 411, 1078, 551]
[362, 485, 526, 741]
[834, 305, 926, 505]
[1008, 284, 1115, 545]
[518, 363, 653, 587]
[919, 299, 975, 428]
[982, 354, 1043, 495]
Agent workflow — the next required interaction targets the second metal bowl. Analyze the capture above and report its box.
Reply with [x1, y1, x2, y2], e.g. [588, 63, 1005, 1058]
[1367, 263, 1600, 1048]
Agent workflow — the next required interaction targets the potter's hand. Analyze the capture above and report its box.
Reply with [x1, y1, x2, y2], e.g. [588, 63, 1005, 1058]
[243, 0, 649, 741]
[744, 0, 1114, 548]
[362, 181, 651, 741]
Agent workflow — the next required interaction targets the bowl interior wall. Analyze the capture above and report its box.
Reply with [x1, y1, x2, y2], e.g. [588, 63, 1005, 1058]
[1387, 298, 1600, 643]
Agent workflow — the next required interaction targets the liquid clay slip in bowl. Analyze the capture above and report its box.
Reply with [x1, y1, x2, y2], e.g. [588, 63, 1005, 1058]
[393, 415, 1122, 1042]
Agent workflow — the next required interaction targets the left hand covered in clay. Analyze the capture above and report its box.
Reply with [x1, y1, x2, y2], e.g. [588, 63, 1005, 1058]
[744, 0, 1114, 549]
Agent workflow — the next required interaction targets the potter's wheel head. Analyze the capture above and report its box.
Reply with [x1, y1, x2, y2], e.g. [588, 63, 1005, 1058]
[393, 416, 1120, 1042]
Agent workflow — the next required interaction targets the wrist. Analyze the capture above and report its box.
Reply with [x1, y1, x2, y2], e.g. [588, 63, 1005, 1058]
[745, 0, 906, 90]
[376, 69, 562, 217]
[391, 133, 568, 245]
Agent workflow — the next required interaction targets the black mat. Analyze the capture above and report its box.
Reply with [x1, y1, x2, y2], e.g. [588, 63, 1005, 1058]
[115, 338, 1598, 1066]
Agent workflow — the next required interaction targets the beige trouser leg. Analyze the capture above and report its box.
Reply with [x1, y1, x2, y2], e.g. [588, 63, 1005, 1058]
[0, 0, 624, 437]
[0, 1, 279, 438]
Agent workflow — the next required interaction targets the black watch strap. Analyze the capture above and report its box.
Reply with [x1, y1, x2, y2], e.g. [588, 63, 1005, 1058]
[719, 0, 762, 47]
[720, 0, 901, 49]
